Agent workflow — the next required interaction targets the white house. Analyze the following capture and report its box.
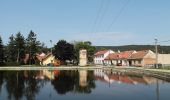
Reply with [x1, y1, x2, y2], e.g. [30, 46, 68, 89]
[158, 54, 170, 66]
[94, 50, 114, 65]
[42, 53, 55, 66]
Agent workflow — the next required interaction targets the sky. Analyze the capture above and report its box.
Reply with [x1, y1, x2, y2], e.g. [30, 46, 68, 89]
[0, 0, 170, 47]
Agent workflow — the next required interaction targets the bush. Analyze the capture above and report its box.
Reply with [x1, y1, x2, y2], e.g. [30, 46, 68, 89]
[4, 62, 20, 66]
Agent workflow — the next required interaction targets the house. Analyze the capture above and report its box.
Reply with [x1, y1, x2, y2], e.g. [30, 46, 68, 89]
[42, 53, 60, 66]
[36, 52, 46, 65]
[104, 50, 136, 66]
[24, 52, 46, 65]
[128, 50, 156, 67]
[94, 50, 114, 65]
[158, 54, 170, 66]
[42, 53, 55, 66]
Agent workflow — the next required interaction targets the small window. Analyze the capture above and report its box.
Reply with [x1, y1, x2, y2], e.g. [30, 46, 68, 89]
[138, 60, 141, 64]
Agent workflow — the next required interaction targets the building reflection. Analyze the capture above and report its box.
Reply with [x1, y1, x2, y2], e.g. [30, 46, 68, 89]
[79, 70, 87, 87]
[94, 69, 163, 85]
[0, 69, 167, 100]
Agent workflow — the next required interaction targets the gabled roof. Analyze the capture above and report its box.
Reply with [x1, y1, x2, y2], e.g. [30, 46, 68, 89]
[94, 50, 109, 56]
[42, 53, 53, 61]
[129, 50, 152, 59]
[104, 53, 119, 60]
[105, 50, 135, 60]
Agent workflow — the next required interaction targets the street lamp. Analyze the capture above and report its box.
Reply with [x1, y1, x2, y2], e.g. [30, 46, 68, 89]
[50, 40, 53, 66]
[50, 40, 53, 54]
[155, 39, 158, 68]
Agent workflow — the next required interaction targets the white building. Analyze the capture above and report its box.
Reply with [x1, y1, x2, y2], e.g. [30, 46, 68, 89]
[94, 50, 114, 65]
[158, 54, 170, 66]
[42, 53, 55, 66]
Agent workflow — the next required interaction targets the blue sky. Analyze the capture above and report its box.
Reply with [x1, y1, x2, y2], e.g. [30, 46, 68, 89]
[0, 0, 170, 47]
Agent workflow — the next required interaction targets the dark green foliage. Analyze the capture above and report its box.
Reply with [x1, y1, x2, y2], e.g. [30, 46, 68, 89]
[53, 40, 76, 63]
[26, 30, 41, 64]
[6, 35, 17, 62]
[0, 36, 4, 66]
[5, 33, 25, 65]
[74, 41, 96, 62]
[15, 32, 26, 64]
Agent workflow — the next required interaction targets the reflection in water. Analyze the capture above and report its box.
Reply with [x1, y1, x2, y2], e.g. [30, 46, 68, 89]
[0, 70, 169, 100]
[94, 69, 164, 85]
[79, 70, 87, 87]
[51, 70, 95, 94]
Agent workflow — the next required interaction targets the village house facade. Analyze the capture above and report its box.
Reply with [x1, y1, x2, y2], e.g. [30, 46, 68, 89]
[158, 54, 170, 66]
[128, 50, 156, 67]
[42, 53, 55, 66]
[94, 50, 114, 65]
[94, 49, 170, 67]
[104, 50, 136, 66]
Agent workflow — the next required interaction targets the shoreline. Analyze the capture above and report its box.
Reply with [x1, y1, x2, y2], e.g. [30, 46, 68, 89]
[0, 65, 170, 72]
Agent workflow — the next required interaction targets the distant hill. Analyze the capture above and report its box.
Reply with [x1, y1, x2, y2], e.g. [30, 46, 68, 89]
[95, 45, 170, 54]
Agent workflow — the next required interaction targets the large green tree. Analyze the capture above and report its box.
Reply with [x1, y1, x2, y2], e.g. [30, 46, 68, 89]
[0, 36, 4, 66]
[26, 30, 40, 64]
[74, 41, 96, 62]
[6, 34, 16, 62]
[53, 40, 76, 64]
[15, 32, 26, 64]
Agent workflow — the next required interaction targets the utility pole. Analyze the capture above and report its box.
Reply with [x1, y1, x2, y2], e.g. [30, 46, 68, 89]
[50, 40, 53, 66]
[155, 39, 158, 68]
[50, 40, 53, 54]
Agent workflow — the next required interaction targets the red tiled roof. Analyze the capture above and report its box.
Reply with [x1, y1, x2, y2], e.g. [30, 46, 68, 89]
[104, 53, 119, 60]
[105, 50, 135, 60]
[129, 50, 150, 59]
[94, 50, 109, 56]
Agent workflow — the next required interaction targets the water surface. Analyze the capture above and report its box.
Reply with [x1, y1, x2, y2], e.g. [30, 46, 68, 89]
[0, 69, 169, 100]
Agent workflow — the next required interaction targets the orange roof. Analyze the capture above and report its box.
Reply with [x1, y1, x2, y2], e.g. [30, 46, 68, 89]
[105, 50, 135, 60]
[129, 50, 150, 59]
[105, 53, 119, 60]
[94, 50, 109, 56]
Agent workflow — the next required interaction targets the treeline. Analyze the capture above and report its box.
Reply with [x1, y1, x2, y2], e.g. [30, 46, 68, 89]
[53, 40, 95, 65]
[95, 45, 170, 53]
[0, 30, 49, 66]
[0, 32, 96, 66]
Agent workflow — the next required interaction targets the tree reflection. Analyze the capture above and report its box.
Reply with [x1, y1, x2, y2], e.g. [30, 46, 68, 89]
[24, 71, 41, 100]
[51, 70, 77, 94]
[0, 71, 4, 93]
[4, 71, 25, 100]
[51, 70, 96, 94]
[2, 70, 45, 100]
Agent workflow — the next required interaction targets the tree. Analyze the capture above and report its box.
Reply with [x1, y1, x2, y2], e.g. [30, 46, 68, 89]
[53, 40, 76, 64]
[26, 30, 40, 64]
[15, 32, 26, 64]
[74, 41, 96, 63]
[0, 36, 4, 66]
[6, 34, 16, 62]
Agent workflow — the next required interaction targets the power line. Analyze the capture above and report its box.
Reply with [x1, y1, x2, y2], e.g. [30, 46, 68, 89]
[96, 0, 111, 32]
[158, 40, 170, 43]
[106, 0, 131, 31]
[91, 0, 104, 34]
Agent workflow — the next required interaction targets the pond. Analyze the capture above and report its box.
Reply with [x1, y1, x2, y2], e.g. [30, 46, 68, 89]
[0, 69, 170, 100]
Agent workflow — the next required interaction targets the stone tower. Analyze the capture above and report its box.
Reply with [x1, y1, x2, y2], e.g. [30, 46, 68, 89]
[79, 49, 87, 66]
